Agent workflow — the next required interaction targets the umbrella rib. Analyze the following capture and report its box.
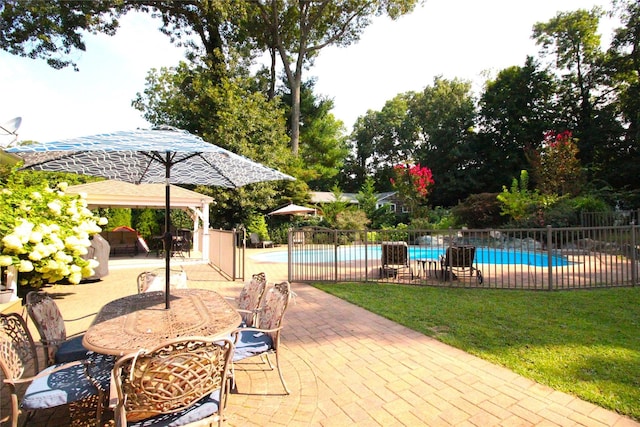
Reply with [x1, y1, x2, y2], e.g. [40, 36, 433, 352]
[197, 154, 238, 188]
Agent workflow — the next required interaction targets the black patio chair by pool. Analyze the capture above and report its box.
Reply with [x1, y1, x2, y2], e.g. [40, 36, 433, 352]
[380, 241, 413, 279]
[440, 245, 483, 284]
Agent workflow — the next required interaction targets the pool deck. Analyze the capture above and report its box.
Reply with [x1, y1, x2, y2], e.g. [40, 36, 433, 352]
[8, 248, 639, 426]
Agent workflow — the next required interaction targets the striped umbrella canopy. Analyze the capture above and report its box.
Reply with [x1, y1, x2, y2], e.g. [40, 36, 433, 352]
[7, 126, 294, 308]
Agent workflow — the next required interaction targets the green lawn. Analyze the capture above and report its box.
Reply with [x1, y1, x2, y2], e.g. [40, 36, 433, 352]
[313, 283, 640, 420]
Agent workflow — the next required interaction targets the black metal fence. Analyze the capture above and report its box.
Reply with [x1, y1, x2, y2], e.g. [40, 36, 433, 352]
[287, 226, 639, 290]
[581, 210, 640, 227]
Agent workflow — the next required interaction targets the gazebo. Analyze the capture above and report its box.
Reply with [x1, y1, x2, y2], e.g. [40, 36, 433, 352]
[67, 180, 214, 261]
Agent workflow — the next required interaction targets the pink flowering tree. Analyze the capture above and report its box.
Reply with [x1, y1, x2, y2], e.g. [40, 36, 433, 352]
[534, 130, 582, 196]
[390, 163, 435, 216]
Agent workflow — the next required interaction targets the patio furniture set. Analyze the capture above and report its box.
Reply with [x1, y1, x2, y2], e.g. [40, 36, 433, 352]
[380, 242, 483, 284]
[0, 271, 292, 426]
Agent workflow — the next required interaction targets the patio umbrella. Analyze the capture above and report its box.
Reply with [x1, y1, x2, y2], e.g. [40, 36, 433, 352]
[7, 126, 294, 308]
[268, 203, 316, 216]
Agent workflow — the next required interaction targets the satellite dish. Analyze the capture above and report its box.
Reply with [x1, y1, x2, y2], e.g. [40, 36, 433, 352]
[0, 116, 22, 148]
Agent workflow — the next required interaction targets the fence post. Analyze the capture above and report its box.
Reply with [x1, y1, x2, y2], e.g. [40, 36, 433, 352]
[232, 228, 238, 281]
[364, 229, 369, 283]
[287, 228, 293, 283]
[547, 226, 553, 291]
[333, 229, 338, 283]
[632, 223, 637, 286]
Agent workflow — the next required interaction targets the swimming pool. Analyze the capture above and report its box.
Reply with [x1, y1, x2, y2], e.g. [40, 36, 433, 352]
[251, 246, 570, 267]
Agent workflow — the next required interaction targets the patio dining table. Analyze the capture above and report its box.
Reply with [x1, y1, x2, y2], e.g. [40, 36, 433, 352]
[83, 289, 241, 356]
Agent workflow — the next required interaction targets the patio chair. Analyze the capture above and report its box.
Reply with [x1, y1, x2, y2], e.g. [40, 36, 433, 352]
[232, 281, 292, 394]
[249, 232, 274, 248]
[0, 313, 105, 427]
[291, 230, 305, 245]
[172, 228, 192, 257]
[440, 245, 483, 284]
[25, 291, 92, 366]
[379, 241, 413, 279]
[112, 336, 234, 426]
[136, 267, 188, 293]
[226, 272, 267, 328]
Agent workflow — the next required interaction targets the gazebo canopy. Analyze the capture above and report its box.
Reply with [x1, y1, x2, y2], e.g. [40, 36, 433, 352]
[66, 180, 213, 209]
[67, 180, 213, 260]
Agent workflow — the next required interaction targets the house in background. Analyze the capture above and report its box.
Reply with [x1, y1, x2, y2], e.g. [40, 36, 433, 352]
[310, 191, 409, 215]
[310, 191, 358, 205]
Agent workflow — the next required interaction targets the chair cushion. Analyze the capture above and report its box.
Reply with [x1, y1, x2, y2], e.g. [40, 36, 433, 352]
[128, 389, 221, 427]
[85, 352, 117, 392]
[233, 330, 273, 362]
[22, 362, 98, 409]
[54, 334, 89, 364]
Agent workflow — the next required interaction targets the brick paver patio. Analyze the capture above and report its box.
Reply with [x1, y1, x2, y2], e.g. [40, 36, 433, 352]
[4, 250, 639, 426]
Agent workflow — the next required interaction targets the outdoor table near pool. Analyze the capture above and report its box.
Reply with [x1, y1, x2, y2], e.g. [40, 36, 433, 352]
[83, 289, 241, 356]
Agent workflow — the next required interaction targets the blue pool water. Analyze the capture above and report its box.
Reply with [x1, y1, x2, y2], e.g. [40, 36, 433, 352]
[252, 246, 570, 267]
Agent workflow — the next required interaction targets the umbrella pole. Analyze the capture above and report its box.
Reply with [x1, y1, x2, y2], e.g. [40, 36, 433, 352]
[164, 155, 171, 309]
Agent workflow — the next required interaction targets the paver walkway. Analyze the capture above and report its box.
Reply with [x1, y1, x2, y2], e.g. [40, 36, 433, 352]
[9, 253, 640, 426]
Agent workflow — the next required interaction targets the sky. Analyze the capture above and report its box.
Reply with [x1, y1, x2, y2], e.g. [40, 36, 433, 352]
[0, 0, 616, 145]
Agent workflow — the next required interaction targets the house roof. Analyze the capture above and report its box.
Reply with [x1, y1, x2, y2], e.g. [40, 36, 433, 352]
[309, 191, 397, 204]
[310, 191, 358, 204]
[375, 192, 397, 201]
[67, 180, 213, 209]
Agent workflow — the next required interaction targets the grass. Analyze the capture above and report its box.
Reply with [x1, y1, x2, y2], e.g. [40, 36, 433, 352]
[313, 283, 640, 420]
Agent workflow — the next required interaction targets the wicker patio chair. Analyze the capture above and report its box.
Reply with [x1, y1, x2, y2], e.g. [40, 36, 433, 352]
[226, 272, 267, 328]
[112, 336, 234, 426]
[25, 291, 92, 366]
[232, 281, 292, 395]
[0, 313, 104, 427]
[440, 245, 483, 284]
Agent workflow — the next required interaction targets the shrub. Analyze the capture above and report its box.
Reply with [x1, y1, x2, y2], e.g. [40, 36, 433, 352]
[452, 193, 504, 228]
[105, 208, 132, 230]
[0, 182, 107, 287]
[245, 213, 270, 240]
[133, 208, 161, 241]
[334, 209, 369, 230]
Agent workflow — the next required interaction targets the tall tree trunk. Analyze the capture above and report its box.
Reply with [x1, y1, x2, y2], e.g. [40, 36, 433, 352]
[268, 46, 276, 100]
[290, 80, 301, 156]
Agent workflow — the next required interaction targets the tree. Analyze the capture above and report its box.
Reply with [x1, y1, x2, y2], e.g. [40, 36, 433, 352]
[410, 76, 477, 206]
[533, 8, 609, 172]
[532, 130, 583, 196]
[249, 0, 420, 155]
[496, 170, 539, 223]
[279, 79, 349, 189]
[0, 1, 255, 72]
[133, 62, 302, 227]
[319, 185, 353, 228]
[344, 93, 417, 193]
[356, 177, 378, 219]
[602, 0, 640, 193]
[390, 163, 434, 217]
[0, 1, 122, 71]
[341, 110, 380, 191]
[477, 57, 561, 190]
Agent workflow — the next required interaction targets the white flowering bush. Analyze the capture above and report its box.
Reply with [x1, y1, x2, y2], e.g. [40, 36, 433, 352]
[0, 182, 108, 287]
